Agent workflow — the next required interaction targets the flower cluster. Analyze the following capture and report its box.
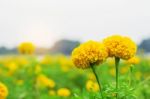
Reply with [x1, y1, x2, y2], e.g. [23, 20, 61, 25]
[86, 80, 99, 92]
[0, 82, 8, 99]
[127, 56, 140, 65]
[71, 35, 137, 98]
[72, 35, 137, 69]
[103, 35, 137, 60]
[57, 88, 71, 97]
[18, 42, 35, 54]
[71, 40, 108, 69]
[36, 74, 55, 88]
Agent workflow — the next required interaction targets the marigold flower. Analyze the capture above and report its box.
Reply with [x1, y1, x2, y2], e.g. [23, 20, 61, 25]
[71, 40, 108, 69]
[127, 56, 140, 65]
[57, 88, 71, 97]
[103, 35, 137, 60]
[0, 82, 8, 99]
[36, 74, 55, 88]
[86, 80, 99, 92]
[87, 73, 96, 81]
[18, 42, 35, 54]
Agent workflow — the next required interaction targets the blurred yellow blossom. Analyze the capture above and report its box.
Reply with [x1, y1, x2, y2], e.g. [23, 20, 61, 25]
[6, 62, 18, 71]
[58, 56, 73, 72]
[0, 82, 8, 99]
[37, 74, 55, 88]
[57, 88, 71, 97]
[5, 62, 18, 76]
[18, 42, 35, 54]
[86, 80, 99, 92]
[87, 73, 96, 81]
[127, 56, 140, 65]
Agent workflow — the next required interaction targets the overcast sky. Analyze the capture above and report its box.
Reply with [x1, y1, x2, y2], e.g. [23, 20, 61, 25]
[0, 0, 150, 48]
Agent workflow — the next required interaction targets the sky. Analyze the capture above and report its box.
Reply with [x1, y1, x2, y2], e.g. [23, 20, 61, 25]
[0, 0, 150, 48]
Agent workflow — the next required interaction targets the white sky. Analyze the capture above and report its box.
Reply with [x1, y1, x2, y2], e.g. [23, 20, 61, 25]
[0, 0, 150, 48]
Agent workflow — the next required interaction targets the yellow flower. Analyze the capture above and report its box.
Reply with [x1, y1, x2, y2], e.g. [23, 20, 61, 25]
[6, 62, 18, 71]
[127, 56, 140, 65]
[87, 73, 96, 81]
[49, 90, 56, 96]
[59, 56, 73, 72]
[18, 42, 35, 54]
[103, 35, 137, 60]
[17, 57, 28, 66]
[86, 80, 99, 92]
[37, 74, 55, 88]
[57, 88, 71, 97]
[0, 82, 8, 99]
[72, 40, 108, 69]
[5, 62, 18, 76]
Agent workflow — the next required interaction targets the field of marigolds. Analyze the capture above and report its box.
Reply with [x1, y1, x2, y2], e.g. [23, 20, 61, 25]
[0, 35, 150, 99]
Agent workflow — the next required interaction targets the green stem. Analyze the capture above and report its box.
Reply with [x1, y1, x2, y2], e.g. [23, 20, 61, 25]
[115, 57, 120, 99]
[32, 66, 40, 99]
[91, 66, 104, 99]
[129, 65, 133, 87]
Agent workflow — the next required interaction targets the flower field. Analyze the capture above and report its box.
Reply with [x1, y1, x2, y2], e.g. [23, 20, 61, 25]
[0, 35, 150, 99]
[0, 55, 150, 99]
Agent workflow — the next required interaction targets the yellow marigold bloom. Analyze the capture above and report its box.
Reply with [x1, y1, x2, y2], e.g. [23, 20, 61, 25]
[18, 42, 35, 54]
[6, 62, 18, 71]
[0, 82, 8, 99]
[87, 73, 96, 81]
[86, 80, 99, 92]
[57, 88, 71, 97]
[17, 57, 28, 66]
[72, 40, 108, 69]
[37, 74, 55, 88]
[59, 56, 73, 72]
[103, 35, 137, 60]
[5, 62, 18, 76]
[127, 56, 140, 65]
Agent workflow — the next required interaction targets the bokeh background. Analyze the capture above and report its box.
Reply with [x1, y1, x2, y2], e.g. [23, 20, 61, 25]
[0, 0, 150, 99]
